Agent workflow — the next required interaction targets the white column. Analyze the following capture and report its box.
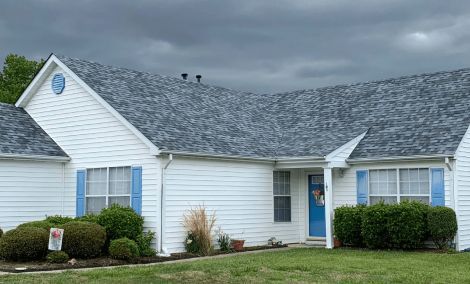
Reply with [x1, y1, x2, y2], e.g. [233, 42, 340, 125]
[324, 167, 334, 249]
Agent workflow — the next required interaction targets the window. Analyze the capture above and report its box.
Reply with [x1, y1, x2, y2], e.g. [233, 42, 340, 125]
[369, 168, 430, 205]
[86, 167, 131, 214]
[273, 171, 291, 222]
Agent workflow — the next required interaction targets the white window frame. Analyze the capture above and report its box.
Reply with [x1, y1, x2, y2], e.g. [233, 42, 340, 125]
[368, 168, 432, 205]
[273, 171, 292, 223]
[85, 166, 132, 214]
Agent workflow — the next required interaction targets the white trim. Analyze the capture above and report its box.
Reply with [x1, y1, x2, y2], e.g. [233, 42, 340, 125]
[84, 166, 132, 214]
[367, 168, 432, 205]
[0, 153, 70, 162]
[325, 131, 368, 163]
[16, 54, 160, 156]
[348, 154, 452, 164]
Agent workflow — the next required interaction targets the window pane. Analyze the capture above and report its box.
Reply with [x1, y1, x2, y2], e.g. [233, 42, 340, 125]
[86, 197, 106, 214]
[109, 196, 130, 207]
[419, 169, 430, 194]
[401, 196, 430, 204]
[86, 168, 107, 195]
[370, 170, 396, 194]
[370, 196, 397, 205]
[274, 196, 291, 222]
[109, 167, 131, 195]
[370, 181, 380, 194]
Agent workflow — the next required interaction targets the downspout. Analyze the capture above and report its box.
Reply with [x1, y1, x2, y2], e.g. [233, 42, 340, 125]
[62, 162, 65, 215]
[160, 154, 173, 254]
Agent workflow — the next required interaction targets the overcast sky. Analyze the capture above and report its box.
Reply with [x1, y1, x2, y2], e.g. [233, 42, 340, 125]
[1, 0, 470, 93]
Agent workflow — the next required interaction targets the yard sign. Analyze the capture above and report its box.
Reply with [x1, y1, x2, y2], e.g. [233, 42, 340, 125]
[48, 228, 64, 251]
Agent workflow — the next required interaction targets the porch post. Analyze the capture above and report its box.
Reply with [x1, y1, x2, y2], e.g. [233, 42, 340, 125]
[324, 167, 334, 249]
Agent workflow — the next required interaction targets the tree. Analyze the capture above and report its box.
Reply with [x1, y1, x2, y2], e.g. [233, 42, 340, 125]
[0, 54, 44, 104]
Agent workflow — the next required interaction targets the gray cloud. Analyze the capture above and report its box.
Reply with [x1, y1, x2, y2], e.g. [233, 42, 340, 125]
[1, 0, 470, 93]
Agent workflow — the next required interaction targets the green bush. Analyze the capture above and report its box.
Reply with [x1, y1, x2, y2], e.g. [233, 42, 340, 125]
[75, 214, 99, 224]
[46, 215, 74, 226]
[0, 228, 3, 238]
[185, 232, 200, 254]
[0, 227, 49, 261]
[387, 201, 429, 249]
[428, 206, 458, 249]
[61, 221, 106, 259]
[361, 203, 391, 249]
[98, 204, 144, 241]
[46, 251, 69, 263]
[109, 238, 140, 260]
[17, 220, 53, 231]
[136, 231, 156, 257]
[334, 205, 364, 246]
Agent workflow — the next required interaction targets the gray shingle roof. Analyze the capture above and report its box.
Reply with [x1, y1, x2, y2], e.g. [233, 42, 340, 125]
[57, 55, 470, 160]
[0, 102, 67, 158]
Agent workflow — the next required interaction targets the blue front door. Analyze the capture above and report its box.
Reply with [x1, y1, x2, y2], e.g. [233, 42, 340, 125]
[308, 175, 326, 237]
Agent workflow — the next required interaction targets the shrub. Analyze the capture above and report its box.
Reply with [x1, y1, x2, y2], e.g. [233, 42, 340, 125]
[61, 221, 106, 259]
[46, 251, 69, 263]
[17, 220, 53, 231]
[428, 206, 458, 249]
[97, 204, 144, 241]
[387, 201, 429, 249]
[182, 206, 216, 255]
[334, 205, 364, 246]
[0, 228, 3, 238]
[109, 238, 140, 260]
[361, 203, 391, 249]
[217, 230, 232, 252]
[136, 231, 156, 257]
[75, 214, 99, 224]
[46, 215, 74, 226]
[0, 227, 49, 260]
[185, 232, 200, 254]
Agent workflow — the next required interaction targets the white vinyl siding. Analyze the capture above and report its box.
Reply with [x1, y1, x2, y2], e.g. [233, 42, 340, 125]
[455, 125, 470, 250]
[0, 160, 65, 231]
[23, 64, 160, 245]
[164, 158, 305, 253]
[333, 161, 452, 209]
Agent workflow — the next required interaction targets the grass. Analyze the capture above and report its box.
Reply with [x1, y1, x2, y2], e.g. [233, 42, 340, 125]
[1, 247, 470, 283]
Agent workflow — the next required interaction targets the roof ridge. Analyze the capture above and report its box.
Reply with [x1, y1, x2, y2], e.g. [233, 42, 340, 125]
[54, 54, 259, 96]
[274, 66, 470, 95]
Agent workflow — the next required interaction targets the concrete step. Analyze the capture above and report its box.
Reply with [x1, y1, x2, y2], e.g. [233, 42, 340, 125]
[305, 240, 326, 247]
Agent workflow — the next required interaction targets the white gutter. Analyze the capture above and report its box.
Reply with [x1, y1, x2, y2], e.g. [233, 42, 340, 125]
[0, 153, 70, 162]
[347, 154, 453, 164]
[160, 150, 324, 163]
[159, 154, 173, 255]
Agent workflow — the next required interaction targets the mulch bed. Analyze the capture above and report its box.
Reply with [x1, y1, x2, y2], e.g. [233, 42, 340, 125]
[0, 244, 288, 273]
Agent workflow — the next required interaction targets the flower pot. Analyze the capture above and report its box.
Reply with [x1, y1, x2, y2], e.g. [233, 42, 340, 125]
[231, 239, 245, 252]
[334, 238, 342, 248]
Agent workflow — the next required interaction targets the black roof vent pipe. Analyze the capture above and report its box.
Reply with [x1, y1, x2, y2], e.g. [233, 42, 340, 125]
[181, 73, 188, 80]
[196, 75, 202, 83]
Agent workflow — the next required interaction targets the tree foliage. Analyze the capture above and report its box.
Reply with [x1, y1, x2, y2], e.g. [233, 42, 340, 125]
[0, 54, 44, 104]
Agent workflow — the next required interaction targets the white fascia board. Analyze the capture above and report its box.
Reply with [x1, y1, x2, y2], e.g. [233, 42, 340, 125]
[324, 131, 368, 165]
[16, 54, 160, 156]
[347, 154, 453, 164]
[0, 153, 70, 162]
[16, 55, 56, 107]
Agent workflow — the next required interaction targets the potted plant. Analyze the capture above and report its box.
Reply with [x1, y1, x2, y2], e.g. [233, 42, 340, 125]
[230, 239, 245, 252]
[334, 237, 342, 248]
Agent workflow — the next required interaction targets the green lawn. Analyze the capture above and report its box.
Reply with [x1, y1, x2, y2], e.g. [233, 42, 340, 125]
[1, 248, 470, 283]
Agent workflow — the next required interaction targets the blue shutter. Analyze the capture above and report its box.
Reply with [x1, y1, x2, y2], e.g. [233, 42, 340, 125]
[357, 170, 369, 205]
[76, 170, 86, 217]
[131, 166, 143, 214]
[431, 168, 445, 207]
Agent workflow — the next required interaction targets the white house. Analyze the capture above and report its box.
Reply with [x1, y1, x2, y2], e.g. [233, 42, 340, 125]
[1, 54, 470, 252]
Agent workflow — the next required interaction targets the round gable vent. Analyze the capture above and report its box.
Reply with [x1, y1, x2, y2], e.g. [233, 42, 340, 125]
[51, 73, 65, 94]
